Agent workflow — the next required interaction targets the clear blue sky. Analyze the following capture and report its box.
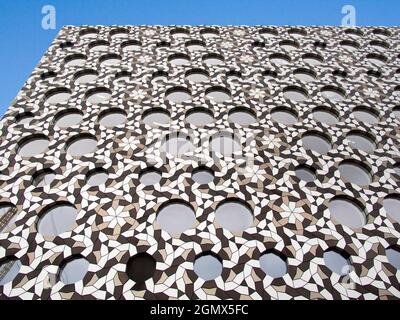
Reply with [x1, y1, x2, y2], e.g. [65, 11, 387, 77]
[0, 0, 399, 116]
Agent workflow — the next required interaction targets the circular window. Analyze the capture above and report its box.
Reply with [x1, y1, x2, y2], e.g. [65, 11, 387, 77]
[110, 28, 129, 38]
[313, 40, 327, 49]
[142, 108, 170, 126]
[259, 28, 278, 38]
[98, 108, 127, 128]
[340, 40, 360, 51]
[139, 168, 162, 186]
[226, 70, 242, 81]
[185, 69, 209, 83]
[74, 69, 98, 84]
[369, 40, 389, 51]
[59, 41, 74, 49]
[295, 164, 316, 182]
[215, 199, 253, 233]
[79, 28, 98, 38]
[344, 28, 363, 38]
[0, 204, 18, 233]
[160, 133, 194, 157]
[294, 68, 316, 82]
[126, 252, 156, 283]
[114, 71, 131, 84]
[270, 106, 298, 125]
[321, 85, 346, 101]
[37, 203, 78, 236]
[18, 135, 49, 157]
[352, 106, 379, 124]
[86, 168, 108, 187]
[100, 54, 122, 67]
[366, 53, 387, 66]
[332, 69, 348, 79]
[323, 249, 351, 275]
[259, 251, 287, 278]
[45, 88, 71, 105]
[66, 134, 97, 157]
[210, 132, 241, 156]
[386, 246, 400, 270]
[328, 196, 366, 229]
[32, 168, 56, 187]
[194, 253, 223, 281]
[65, 54, 86, 67]
[40, 71, 56, 81]
[270, 53, 291, 65]
[59, 256, 89, 285]
[0, 258, 22, 285]
[15, 112, 34, 125]
[200, 28, 220, 38]
[372, 28, 391, 37]
[186, 40, 206, 51]
[262, 69, 278, 80]
[170, 28, 190, 39]
[279, 39, 299, 51]
[165, 87, 192, 103]
[86, 88, 112, 105]
[302, 131, 331, 155]
[383, 195, 400, 223]
[346, 131, 376, 153]
[121, 40, 142, 52]
[302, 53, 323, 66]
[88, 40, 109, 52]
[283, 86, 308, 102]
[312, 106, 339, 125]
[151, 70, 168, 84]
[228, 108, 257, 126]
[169, 53, 190, 66]
[394, 105, 400, 119]
[339, 160, 371, 186]
[186, 108, 214, 126]
[205, 86, 231, 103]
[202, 53, 224, 66]
[192, 166, 214, 185]
[288, 28, 307, 38]
[157, 201, 196, 234]
[367, 69, 381, 78]
[54, 109, 83, 128]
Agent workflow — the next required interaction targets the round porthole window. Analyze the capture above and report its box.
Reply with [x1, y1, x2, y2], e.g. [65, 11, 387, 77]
[194, 253, 223, 281]
[86, 168, 108, 187]
[156, 201, 196, 234]
[37, 203, 78, 237]
[59, 256, 89, 285]
[323, 249, 351, 275]
[328, 196, 366, 229]
[215, 200, 253, 233]
[139, 168, 162, 186]
[259, 251, 287, 278]
[17, 135, 49, 157]
[126, 252, 156, 283]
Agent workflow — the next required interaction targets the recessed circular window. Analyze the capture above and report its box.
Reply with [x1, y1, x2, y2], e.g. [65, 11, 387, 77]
[295, 164, 316, 182]
[392, 86, 400, 97]
[66, 134, 97, 157]
[192, 166, 214, 185]
[200, 28, 220, 38]
[321, 85, 346, 101]
[252, 41, 265, 48]
[372, 28, 391, 38]
[366, 69, 381, 78]
[17, 134, 49, 157]
[288, 27, 307, 38]
[352, 106, 379, 124]
[139, 167, 162, 186]
[259, 251, 287, 278]
[142, 108, 170, 126]
[259, 28, 278, 38]
[332, 69, 348, 78]
[262, 69, 278, 80]
[302, 131, 331, 155]
[313, 40, 327, 49]
[85, 88, 112, 105]
[160, 133, 194, 157]
[186, 108, 214, 126]
[0, 204, 18, 233]
[114, 71, 131, 84]
[312, 106, 339, 125]
[215, 199, 253, 233]
[170, 28, 190, 39]
[59, 41, 74, 49]
[15, 112, 34, 125]
[86, 168, 108, 187]
[346, 131, 376, 153]
[65, 54, 86, 67]
[185, 39, 206, 51]
[339, 160, 371, 186]
[185, 69, 209, 83]
[59, 256, 89, 285]
[386, 246, 400, 270]
[32, 168, 56, 187]
[98, 108, 127, 128]
[54, 109, 83, 128]
[110, 28, 129, 38]
[88, 40, 109, 52]
[383, 195, 400, 223]
[205, 86, 231, 103]
[393, 106, 400, 120]
[37, 203, 78, 236]
[157, 201, 196, 234]
[79, 28, 99, 38]
[344, 28, 363, 38]
[328, 196, 366, 229]
[228, 107, 257, 126]
[366, 53, 387, 66]
[270, 53, 291, 65]
[165, 86, 192, 103]
[121, 40, 142, 52]
[169, 53, 190, 66]
[194, 253, 222, 281]
[210, 132, 241, 157]
[323, 249, 351, 275]
[40, 71, 57, 81]
[226, 70, 242, 80]
[302, 53, 323, 66]
[283, 86, 308, 102]
[45, 88, 71, 105]
[202, 53, 224, 66]
[340, 40, 360, 51]
[0, 258, 22, 285]
[271, 106, 298, 125]
[279, 40, 299, 51]
[100, 54, 122, 67]
[151, 70, 168, 83]
[74, 69, 98, 84]
[369, 40, 389, 50]
[156, 40, 171, 48]
[293, 68, 316, 82]
[126, 252, 156, 283]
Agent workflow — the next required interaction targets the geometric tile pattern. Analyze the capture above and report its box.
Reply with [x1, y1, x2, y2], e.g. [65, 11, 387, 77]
[0, 26, 399, 299]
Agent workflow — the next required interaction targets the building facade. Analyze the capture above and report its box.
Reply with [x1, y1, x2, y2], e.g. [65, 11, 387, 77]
[0, 25, 399, 299]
